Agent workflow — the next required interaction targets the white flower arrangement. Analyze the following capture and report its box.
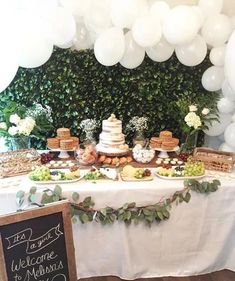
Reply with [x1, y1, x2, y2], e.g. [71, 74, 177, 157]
[80, 119, 99, 133]
[184, 112, 202, 129]
[184, 105, 210, 130]
[126, 116, 148, 133]
[7, 115, 36, 136]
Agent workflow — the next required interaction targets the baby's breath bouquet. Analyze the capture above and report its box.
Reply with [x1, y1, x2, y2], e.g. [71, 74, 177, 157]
[126, 116, 148, 133]
[80, 119, 99, 144]
[126, 116, 148, 147]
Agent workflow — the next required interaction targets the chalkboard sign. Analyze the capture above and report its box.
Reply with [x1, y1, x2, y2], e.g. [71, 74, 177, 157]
[0, 201, 77, 281]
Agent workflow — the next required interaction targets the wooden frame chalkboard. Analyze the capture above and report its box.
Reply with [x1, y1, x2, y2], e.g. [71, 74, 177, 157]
[0, 201, 77, 281]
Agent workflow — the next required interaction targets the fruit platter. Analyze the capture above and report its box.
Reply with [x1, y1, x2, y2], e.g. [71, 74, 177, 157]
[156, 158, 205, 180]
[28, 166, 83, 184]
[120, 165, 153, 181]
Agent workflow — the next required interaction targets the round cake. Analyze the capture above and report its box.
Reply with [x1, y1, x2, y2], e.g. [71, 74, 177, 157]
[97, 114, 129, 155]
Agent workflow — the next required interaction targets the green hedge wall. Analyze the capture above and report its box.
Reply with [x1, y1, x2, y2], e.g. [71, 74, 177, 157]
[0, 48, 218, 147]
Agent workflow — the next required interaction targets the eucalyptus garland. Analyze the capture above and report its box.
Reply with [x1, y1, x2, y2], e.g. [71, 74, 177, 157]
[16, 179, 220, 226]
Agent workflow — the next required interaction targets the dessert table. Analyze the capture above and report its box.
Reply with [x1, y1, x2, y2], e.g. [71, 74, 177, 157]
[0, 171, 235, 280]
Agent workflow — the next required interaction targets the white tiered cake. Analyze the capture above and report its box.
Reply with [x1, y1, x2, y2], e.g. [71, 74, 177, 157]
[96, 114, 129, 155]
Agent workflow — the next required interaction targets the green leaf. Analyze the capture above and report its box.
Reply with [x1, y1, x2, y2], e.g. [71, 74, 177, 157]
[16, 190, 25, 199]
[72, 192, 79, 202]
[54, 185, 62, 197]
[100, 208, 107, 216]
[184, 192, 191, 203]
[29, 186, 37, 194]
[157, 211, 164, 221]
[81, 213, 89, 223]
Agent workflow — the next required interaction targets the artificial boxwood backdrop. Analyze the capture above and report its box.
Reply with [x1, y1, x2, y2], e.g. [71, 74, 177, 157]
[0, 48, 218, 148]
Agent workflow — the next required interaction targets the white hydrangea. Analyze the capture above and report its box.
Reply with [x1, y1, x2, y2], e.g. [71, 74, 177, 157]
[17, 117, 35, 136]
[9, 114, 21, 125]
[184, 112, 202, 129]
[0, 122, 7, 130]
[189, 105, 198, 112]
[8, 126, 18, 136]
[202, 108, 210, 115]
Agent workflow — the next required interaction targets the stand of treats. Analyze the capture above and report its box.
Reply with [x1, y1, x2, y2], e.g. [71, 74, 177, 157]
[47, 128, 79, 150]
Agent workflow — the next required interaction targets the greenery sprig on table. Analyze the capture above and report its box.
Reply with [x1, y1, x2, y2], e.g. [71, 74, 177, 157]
[16, 179, 220, 226]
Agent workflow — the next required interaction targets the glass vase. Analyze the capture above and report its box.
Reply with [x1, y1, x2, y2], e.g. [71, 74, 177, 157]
[84, 131, 96, 146]
[180, 131, 198, 154]
[10, 136, 31, 151]
[133, 131, 147, 147]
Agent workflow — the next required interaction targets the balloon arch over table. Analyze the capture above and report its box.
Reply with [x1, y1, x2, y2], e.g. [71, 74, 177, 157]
[0, 0, 235, 151]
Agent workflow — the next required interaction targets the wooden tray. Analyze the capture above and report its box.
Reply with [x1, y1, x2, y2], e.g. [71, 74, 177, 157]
[120, 173, 153, 182]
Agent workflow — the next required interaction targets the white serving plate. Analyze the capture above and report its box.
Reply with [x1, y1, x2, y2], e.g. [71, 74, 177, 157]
[155, 166, 205, 180]
[30, 175, 84, 185]
[155, 173, 205, 180]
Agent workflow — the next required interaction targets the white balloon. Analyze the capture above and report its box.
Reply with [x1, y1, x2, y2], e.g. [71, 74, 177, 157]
[204, 113, 232, 136]
[217, 133, 225, 142]
[204, 135, 222, 149]
[225, 31, 235, 94]
[17, 14, 53, 68]
[45, 7, 76, 46]
[0, 6, 18, 92]
[191, 6, 205, 28]
[230, 16, 235, 30]
[60, 0, 90, 18]
[84, 0, 112, 39]
[0, 47, 18, 93]
[146, 37, 174, 62]
[217, 97, 235, 113]
[209, 46, 226, 66]
[219, 142, 235, 152]
[201, 66, 224, 92]
[132, 16, 161, 48]
[150, 1, 170, 24]
[120, 31, 145, 69]
[222, 80, 235, 101]
[198, 0, 223, 18]
[224, 122, 235, 148]
[175, 35, 207, 67]
[201, 14, 232, 47]
[110, 0, 148, 29]
[163, 6, 200, 45]
[73, 21, 93, 51]
[94, 27, 125, 66]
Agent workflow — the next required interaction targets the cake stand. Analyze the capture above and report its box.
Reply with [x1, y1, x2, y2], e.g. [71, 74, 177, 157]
[96, 144, 129, 157]
[48, 147, 76, 159]
[154, 146, 180, 159]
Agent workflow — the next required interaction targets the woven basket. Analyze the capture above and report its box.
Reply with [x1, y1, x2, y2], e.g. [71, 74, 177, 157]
[193, 147, 235, 173]
[0, 149, 41, 178]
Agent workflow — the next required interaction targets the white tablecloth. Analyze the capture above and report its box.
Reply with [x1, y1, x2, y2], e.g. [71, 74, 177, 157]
[0, 171, 235, 279]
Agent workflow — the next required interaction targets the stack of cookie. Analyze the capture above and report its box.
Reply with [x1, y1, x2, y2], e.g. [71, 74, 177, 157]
[47, 128, 79, 150]
[150, 130, 179, 150]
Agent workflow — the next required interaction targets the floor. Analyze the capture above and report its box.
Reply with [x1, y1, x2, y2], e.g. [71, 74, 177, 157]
[80, 270, 235, 281]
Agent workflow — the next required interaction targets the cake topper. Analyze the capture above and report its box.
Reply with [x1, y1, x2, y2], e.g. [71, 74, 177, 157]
[108, 113, 117, 122]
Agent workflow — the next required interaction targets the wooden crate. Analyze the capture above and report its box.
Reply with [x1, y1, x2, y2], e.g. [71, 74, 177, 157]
[193, 147, 235, 173]
[0, 149, 41, 177]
